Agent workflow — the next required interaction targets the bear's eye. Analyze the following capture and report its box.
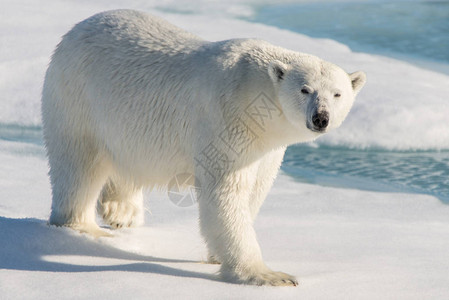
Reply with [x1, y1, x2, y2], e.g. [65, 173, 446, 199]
[301, 88, 310, 94]
[334, 93, 341, 98]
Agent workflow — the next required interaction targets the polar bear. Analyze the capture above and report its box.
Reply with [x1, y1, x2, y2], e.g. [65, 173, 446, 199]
[42, 10, 366, 286]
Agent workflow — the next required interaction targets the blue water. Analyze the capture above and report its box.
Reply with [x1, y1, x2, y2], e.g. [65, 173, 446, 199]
[249, 0, 449, 65]
[283, 145, 449, 203]
[246, 0, 449, 202]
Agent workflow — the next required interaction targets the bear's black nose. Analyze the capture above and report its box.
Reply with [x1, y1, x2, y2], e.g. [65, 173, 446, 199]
[312, 112, 329, 131]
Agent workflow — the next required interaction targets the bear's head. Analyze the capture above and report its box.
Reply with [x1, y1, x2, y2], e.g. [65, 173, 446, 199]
[268, 58, 366, 136]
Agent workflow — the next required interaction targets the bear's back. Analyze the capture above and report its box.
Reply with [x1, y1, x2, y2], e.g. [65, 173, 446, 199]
[57, 10, 203, 56]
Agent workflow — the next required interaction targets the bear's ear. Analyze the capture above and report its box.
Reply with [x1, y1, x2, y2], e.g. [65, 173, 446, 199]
[349, 71, 367, 95]
[268, 60, 287, 83]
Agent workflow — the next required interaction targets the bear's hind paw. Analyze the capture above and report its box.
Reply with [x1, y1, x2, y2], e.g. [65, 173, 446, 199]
[99, 200, 143, 230]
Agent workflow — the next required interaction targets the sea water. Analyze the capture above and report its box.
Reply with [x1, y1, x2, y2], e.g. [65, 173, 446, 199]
[245, 0, 449, 203]
[249, 0, 449, 66]
[283, 145, 449, 202]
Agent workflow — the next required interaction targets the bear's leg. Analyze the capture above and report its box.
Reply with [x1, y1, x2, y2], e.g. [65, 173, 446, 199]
[98, 179, 144, 229]
[205, 148, 285, 265]
[196, 167, 297, 286]
[248, 148, 286, 221]
[48, 138, 112, 237]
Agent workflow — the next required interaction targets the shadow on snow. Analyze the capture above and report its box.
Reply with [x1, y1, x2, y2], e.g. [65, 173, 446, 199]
[0, 217, 220, 282]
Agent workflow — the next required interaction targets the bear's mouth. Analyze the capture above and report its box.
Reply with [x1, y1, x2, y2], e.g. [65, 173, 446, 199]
[306, 121, 327, 133]
[306, 119, 329, 133]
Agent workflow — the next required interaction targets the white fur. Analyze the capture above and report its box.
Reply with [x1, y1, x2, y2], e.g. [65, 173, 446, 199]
[41, 10, 366, 286]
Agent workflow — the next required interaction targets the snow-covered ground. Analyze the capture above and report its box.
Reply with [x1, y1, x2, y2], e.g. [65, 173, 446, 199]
[2, 0, 449, 299]
[1, 145, 449, 299]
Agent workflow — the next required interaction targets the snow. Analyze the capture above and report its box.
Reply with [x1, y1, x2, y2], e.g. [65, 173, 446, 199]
[1, 0, 449, 298]
[1, 150, 449, 299]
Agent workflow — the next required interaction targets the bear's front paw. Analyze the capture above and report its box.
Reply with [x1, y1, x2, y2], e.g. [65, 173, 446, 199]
[246, 270, 298, 286]
[222, 265, 298, 286]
